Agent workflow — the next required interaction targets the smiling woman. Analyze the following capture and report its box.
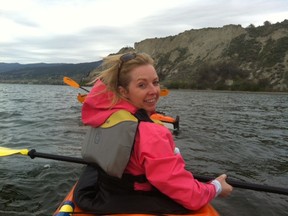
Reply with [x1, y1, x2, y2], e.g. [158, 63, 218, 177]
[68, 52, 233, 214]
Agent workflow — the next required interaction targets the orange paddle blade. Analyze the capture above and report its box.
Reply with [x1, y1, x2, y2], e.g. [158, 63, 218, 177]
[150, 113, 176, 123]
[77, 94, 87, 103]
[160, 89, 169, 96]
[63, 77, 80, 88]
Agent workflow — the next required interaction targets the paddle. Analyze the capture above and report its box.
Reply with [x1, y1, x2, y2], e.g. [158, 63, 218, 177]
[160, 88, 169, 96]
[63, 76, 170, 96]
[77, 93, 87, 103]
[1, 147, 287, 196]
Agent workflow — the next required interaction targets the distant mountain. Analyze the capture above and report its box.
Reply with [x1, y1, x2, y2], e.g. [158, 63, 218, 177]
[1, 19, 288, 91]
[0, 61, 101, 85]
[0, 63, 22, 73]
[0, 63, 64, 73]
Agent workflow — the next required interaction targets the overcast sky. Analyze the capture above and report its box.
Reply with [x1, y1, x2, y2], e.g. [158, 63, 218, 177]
[1, 0, 287, 64]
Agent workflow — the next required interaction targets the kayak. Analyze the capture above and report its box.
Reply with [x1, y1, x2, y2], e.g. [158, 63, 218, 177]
[53, 184, 220, 216]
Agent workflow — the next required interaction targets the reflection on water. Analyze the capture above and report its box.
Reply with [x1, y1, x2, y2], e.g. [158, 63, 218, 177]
[0, 84, 287, 216]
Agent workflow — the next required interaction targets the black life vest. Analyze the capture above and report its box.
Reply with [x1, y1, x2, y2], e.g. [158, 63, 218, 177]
[74, 109, 189, 214]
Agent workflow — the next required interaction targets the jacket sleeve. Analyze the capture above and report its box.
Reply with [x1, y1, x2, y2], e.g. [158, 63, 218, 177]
[135, 122, 217, 210]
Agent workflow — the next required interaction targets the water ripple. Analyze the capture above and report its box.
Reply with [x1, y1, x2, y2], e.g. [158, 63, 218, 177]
[0, 85, 287, 216]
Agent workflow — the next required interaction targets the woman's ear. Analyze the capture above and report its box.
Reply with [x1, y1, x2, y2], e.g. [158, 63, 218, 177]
[118, 86, 129, 99]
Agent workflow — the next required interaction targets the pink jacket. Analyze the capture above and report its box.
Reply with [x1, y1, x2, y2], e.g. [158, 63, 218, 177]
[82, 80, 216, 210]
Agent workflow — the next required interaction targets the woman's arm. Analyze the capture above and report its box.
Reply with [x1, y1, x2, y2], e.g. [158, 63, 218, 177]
[135, 123, 217, 210]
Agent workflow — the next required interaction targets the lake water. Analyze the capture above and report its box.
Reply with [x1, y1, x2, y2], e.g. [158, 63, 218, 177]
[0, 84, 287, 216]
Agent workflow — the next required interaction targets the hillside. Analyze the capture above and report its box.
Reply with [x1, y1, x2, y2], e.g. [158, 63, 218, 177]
[133, 20, 288, 91]
[0, 62, 101, 85]
[1, 20, 287, 91]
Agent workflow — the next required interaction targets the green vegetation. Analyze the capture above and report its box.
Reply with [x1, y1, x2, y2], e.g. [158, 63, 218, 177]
[164, 78, 273, 92]
[226, 34, 262, 62]
[246, 19, 288, 37]
[259, 37, 288, 67]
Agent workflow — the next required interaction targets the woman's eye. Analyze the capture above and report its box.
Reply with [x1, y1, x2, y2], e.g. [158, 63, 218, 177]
[153, 80, 160, 86]
[138, 83, 146, 88]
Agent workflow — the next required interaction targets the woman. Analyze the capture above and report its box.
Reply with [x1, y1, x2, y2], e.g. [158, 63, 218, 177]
[74, 52, 233, 214]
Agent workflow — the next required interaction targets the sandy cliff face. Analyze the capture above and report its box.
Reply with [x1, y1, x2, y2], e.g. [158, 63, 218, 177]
[132, 22, 288, 91]
[136, 25, 245, 62]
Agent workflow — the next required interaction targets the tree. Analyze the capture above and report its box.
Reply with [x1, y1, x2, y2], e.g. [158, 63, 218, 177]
[264, 21, 272, 26]
[247, 24, 255, 28]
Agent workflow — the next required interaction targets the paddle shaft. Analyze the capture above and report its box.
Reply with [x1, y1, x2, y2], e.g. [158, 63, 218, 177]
[28, 149, 87, 165]
[193, 175, 288, 196]
[27, 149, 288, 196]
[80, 86, 90, 93]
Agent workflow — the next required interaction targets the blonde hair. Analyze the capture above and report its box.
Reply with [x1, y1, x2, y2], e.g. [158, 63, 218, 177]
[91, 52, 154, 105]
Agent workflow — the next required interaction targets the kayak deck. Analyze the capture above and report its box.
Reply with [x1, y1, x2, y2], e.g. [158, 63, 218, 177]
[53, 184, 219, 216]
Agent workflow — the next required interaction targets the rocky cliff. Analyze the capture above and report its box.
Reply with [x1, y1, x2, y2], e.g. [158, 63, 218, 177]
[131, 20, 288, 91]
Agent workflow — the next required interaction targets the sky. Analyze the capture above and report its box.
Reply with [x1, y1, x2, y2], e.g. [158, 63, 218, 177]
[1, 0, 287, 64]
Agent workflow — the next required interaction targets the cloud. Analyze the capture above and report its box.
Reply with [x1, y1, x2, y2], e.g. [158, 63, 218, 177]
[0, 0, 287, 64]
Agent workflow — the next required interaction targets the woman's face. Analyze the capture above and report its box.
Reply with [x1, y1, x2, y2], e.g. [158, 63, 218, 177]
[119, 64, 160, 115]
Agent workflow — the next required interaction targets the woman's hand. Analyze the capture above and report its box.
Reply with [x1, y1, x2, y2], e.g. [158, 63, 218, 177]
[216, 174, 233, 197]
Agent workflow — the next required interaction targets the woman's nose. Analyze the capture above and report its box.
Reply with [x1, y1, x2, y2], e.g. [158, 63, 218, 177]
[148, 84, 159, 94]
